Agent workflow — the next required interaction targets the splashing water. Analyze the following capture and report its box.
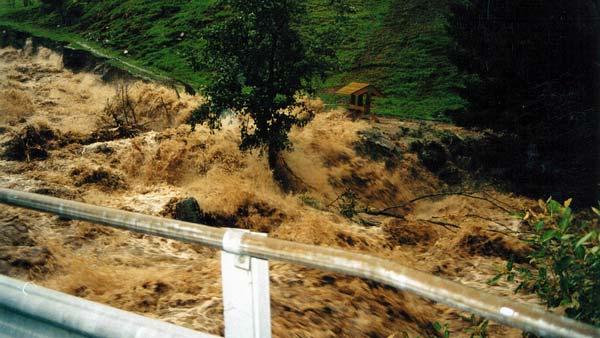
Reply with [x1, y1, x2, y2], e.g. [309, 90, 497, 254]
[0, 45, 538, 337]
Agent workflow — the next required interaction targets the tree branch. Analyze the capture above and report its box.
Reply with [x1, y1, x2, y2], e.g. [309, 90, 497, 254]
[418, 218, 460, 233]
[379, 191, 515, 214]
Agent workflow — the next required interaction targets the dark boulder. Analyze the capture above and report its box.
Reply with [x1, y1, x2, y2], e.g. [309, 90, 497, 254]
[173, 197, 205, 224]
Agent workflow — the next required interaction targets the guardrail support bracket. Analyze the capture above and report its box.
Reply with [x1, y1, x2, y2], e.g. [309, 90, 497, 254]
[221, 229, 271, 338]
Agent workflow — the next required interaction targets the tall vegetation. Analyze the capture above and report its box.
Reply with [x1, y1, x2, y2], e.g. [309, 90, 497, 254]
[522, 199, 600, 326]
[491, 199, 600, 327]
[447, 0, 600, 204]
[193, 0, 335, 191]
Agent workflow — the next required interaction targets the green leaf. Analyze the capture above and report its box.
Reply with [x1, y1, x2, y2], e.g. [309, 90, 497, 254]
[575, 231, 596, 248]
[487, 274, 502, 285]
[433, 321, 442, 332]
[559, 208, 572, 231]
[542, 230, 557, 242]
[534, 220, 544, 231]
[547, 200, 562, 215]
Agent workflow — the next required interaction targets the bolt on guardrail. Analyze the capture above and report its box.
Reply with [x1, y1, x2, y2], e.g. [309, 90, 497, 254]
[1, 188, 600, 338]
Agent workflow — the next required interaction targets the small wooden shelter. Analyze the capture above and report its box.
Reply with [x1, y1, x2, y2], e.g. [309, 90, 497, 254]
[336, 82, 383, 115]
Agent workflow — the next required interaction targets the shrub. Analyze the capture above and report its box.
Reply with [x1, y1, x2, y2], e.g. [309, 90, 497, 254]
[491, 198, 600, 326]
[99, 84, 143, 137]
[522, 199, 600, 325]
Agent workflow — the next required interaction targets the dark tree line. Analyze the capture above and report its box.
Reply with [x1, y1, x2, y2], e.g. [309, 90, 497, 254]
[447, 0, 600, 204]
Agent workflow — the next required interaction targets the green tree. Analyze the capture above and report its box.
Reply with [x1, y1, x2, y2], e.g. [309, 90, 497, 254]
[196, 0, 335, 192]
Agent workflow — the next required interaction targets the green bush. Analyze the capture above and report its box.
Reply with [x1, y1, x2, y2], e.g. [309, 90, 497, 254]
[491, 198, 600, 326]
[522, 199, 600, 325]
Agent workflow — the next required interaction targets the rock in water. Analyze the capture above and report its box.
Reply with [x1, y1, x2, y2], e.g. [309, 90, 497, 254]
[354, 128, 402, 167]
[173, 197, 204, 224]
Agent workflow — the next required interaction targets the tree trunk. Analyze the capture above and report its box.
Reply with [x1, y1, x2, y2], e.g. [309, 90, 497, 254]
[267, 146, 307, 194]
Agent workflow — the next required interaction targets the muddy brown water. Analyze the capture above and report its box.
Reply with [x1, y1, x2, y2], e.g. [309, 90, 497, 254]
[0, 45, 543, 337]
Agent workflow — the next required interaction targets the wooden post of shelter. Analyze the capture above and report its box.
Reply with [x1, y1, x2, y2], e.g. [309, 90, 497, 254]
[335, 82, 383, 119]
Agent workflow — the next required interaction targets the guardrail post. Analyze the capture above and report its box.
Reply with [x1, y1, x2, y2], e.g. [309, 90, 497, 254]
[221, 229, 271, 338]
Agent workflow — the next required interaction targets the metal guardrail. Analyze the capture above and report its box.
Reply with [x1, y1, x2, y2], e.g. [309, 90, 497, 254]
[0, 274, 218, 338]
[1, 188, 600, 338]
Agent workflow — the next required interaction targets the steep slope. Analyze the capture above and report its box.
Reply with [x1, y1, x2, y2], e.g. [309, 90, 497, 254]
[0, 0, 463, 119]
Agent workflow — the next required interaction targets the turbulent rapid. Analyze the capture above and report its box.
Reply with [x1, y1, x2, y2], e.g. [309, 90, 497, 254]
[0, 44, 540, 337]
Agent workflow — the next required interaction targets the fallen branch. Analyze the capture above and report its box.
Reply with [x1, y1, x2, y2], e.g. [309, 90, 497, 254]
[326, 192, 344, 208]
[362, 208, 406, 219]
[482, 228, 520, 237]
[465, 214, 515, 232]
[418, 218, 460, 233]
[379, 191, 515, 214]
[482, 191, 516, 209]
[466, 214, 532, 236]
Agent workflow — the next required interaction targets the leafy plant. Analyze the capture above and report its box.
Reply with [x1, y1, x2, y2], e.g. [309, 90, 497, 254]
[460, 314, 488, 338]
[522, 199, 600, 325]
[433, 321, 451, 338]
[493, 199, 600, 326]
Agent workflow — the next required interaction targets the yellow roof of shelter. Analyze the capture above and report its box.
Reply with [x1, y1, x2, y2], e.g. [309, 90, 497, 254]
[335, 82, 382, 96]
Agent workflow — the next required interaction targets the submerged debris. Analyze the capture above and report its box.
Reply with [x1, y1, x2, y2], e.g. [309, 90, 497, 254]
[71, 166, 128, 191]
[1, 123, 56, 161]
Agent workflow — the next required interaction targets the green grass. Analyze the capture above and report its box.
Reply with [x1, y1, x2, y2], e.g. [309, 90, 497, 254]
[0, 3, 178, 84]
[0, 0, 465, 120]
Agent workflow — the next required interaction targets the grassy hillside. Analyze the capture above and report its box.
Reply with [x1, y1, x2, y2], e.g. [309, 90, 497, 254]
[0, 0, 464, 119]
